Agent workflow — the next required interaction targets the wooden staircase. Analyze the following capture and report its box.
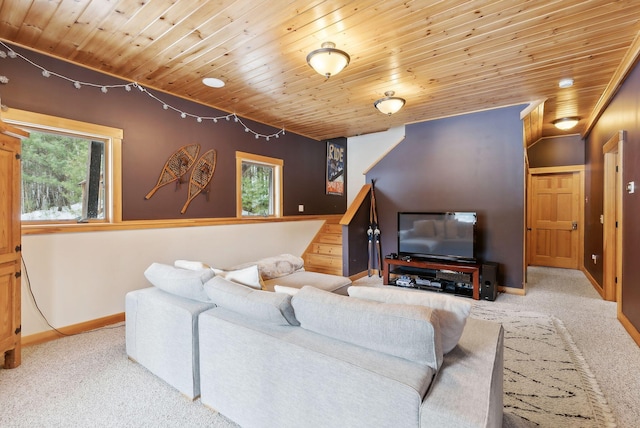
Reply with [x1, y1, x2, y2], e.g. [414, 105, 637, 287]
[302, 218, 344, 276]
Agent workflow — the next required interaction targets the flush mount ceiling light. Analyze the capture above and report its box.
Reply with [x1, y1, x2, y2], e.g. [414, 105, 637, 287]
[306, 42, 350, 78]
[202, 77, 225, 88]
[553, 117, 580, 130]
[374, 91, 406, 115]
[558, 78, 574, 88]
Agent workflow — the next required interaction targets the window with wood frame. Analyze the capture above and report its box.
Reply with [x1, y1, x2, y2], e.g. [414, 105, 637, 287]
[236, 151, 283, 218]
[3, 109, 122, 225]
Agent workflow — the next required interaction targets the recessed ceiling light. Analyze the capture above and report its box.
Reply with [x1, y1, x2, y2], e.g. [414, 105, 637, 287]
[558, 78, 574, 88]
[202, 77, 225, 88]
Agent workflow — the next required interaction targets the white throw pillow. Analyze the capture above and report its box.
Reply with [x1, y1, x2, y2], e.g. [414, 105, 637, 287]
[174, 259, 211, 271]
[274, 285, 300, 295]
[144, 263, 214, 302]
[219, 265, 264, 289]
[347, 286, 471, 353]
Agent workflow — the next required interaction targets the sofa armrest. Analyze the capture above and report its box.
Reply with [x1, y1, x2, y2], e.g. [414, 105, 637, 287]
[419, 318, 504, 428]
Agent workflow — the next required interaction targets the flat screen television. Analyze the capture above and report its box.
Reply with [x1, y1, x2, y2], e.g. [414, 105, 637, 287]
[397, 212, 477, 263]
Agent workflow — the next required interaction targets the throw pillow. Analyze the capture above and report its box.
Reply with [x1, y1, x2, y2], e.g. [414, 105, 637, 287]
[229, 254, 304, 280]
[347, 286, 471, 353]
[292, 286, 442, 369]
[273, 285, 300, 295]
[256, 254, 304, 280]
[218, 265, 264, 289]
[174, 259, 211, 271]
[144, 263, 214, 302]
[204, 276, 299, 326]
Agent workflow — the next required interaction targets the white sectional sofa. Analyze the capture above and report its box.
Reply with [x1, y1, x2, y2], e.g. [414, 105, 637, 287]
[125, 255, 504, 427]
[126, 254, 352, 399]
[198, 283, 503, 428]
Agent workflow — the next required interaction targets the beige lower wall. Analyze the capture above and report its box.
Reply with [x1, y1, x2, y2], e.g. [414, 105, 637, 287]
[21, 220, 324, 336]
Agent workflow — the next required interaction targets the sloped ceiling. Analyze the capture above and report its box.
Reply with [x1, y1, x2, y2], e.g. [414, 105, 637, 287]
[1, 0, 640, 141]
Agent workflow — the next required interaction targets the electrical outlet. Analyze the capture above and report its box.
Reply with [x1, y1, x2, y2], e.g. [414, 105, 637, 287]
[298, 204, 304, 212]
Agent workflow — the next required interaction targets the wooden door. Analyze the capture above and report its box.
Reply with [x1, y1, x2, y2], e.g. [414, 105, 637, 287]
[0, 122, 27, 368]
[529, 172, 581, 269]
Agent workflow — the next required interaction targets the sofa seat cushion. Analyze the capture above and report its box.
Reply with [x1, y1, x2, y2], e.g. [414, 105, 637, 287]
[291, 286, 443, 369]
[262, 270, 352, 294]
[347, 286, 471, 353]
[199, 307, 435, 428]
[204, 276, 298, 326]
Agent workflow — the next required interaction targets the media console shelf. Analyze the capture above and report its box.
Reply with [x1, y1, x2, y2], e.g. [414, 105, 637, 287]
[383, 257, 480, 300]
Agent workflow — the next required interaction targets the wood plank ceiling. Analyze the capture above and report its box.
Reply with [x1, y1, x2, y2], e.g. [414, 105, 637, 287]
[1, 0, 639, 142]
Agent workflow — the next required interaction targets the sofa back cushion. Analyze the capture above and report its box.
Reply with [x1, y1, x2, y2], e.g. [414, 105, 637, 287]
[144, 263, 214, 302]
[347, 286, 471, 354]
[291, 286, 442, 369]
[204, 276, 299, 326]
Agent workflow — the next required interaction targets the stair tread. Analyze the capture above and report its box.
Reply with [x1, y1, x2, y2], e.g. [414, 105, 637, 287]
[302, 219, 345, 277]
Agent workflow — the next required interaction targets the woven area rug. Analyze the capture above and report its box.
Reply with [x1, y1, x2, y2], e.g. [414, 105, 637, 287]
[471, 304, 617, 427]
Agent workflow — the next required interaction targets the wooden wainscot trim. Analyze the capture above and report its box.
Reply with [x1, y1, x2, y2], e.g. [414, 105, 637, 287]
[22, 313, 125, 347]
[22, 214, 343, 236]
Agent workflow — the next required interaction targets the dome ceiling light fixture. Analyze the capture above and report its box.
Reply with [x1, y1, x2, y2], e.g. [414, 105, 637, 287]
[553, 117, 580, 130]
[306, 42, 350, 78]
[374, 91, 406, 115]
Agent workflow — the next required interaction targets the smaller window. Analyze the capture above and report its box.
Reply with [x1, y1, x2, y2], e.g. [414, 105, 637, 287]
[236, 152, 283, 218]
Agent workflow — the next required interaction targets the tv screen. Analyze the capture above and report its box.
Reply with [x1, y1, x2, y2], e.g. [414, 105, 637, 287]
[397, 212, 477, 262]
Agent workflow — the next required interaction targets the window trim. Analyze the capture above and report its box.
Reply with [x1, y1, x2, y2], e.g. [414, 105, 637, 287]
[236, 151, 283, 218]
[3, 108, 123, 228]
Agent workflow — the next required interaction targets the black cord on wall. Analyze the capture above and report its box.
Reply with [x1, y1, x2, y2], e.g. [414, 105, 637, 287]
[21, 254, 122, 338]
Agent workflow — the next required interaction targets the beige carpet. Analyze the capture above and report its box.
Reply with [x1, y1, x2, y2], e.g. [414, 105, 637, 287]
[1, 266, 637, 427]
[1, 310, 612, 428]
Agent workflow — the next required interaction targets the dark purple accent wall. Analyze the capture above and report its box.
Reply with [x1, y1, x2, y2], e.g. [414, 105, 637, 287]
[527, 135, 585, 168]
[342, 193, 372, 276]
[0, 44, 345, 219]
[366, 105, 526, 289]
[585, 60, 640, 329]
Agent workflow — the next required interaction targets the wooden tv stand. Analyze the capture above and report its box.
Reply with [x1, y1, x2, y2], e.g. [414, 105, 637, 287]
[383, 257, 480, 300]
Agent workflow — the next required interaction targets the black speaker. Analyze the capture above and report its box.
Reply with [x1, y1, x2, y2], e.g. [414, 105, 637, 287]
[480, 262, 498, 301]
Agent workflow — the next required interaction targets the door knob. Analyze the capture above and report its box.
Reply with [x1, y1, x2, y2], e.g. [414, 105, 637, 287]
[572, 221, 578, 230]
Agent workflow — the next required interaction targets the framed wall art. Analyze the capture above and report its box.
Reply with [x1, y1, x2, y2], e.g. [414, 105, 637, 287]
[326, 140, 345, 195]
